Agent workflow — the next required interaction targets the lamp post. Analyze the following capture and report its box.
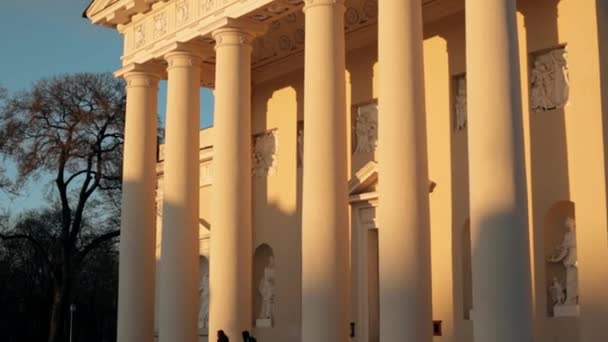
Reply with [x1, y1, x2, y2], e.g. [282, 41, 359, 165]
[69, 304, 76, 342]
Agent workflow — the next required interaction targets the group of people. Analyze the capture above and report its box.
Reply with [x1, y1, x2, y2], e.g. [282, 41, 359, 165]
[217, 330, 257, 342]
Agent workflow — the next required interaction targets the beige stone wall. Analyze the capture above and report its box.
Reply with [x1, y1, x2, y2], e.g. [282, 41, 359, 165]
[151, 0, 607, 341]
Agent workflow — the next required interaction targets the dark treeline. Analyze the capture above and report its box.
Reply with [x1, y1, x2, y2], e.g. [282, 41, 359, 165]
[0, 209, 119, 342]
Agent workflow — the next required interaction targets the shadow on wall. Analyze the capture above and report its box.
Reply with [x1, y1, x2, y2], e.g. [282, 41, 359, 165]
[597, 0, 608, 230]
[251, 70, 304, 342]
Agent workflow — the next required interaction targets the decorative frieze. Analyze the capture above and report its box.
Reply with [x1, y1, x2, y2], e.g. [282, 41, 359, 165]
[153, 13, 168, 37]
[530, 47, 569, 112]
[252, 130, 278, 177]
[454, 75, 467, 131]
[354, 103, 378, 154]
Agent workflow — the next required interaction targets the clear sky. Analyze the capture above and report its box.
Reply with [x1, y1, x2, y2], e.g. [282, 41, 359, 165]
[0, 0, 214, 213]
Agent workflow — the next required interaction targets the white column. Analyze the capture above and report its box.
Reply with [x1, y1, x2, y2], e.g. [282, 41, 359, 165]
[116, 66, 160, 342]
[465, 1, 533, 342]
[158, 49, 203, 342]
[301, 1, 349, 341]
[209, 27, 253, 341]
[377, 1, 433, 342]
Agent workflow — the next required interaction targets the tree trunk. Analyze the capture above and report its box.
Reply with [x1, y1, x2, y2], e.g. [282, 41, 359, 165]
[48, 282, 65, 342]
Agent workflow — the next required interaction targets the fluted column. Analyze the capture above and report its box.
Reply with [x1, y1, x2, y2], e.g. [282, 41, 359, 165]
[158, 49, 203, 342]
[465, 1, 533, 342]
[301, 1, 349, 341]
[377, 1, 432, 342]
[209, 28, 253, 340]
[116, 66, 160, 342]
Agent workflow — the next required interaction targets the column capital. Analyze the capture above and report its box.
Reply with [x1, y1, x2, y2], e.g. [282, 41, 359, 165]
[164, 42, 206, 70]
[212, 28, 254, 49]
[303, 0, 345, 12]
[114, 63, 163, 85]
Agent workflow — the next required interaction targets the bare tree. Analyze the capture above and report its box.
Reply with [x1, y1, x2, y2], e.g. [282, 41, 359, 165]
[0, 73, 125, 342]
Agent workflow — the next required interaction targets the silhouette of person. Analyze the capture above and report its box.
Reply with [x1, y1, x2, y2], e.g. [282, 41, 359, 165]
[218, 330, 229, 342]
[242, 330, 257, 342]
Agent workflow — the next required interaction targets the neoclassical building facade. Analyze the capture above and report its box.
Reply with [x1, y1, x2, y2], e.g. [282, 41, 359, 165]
[85, 0, 608, 342]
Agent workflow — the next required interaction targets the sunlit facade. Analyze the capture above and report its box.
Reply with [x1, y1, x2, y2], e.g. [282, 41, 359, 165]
[86, 0, 608, 342]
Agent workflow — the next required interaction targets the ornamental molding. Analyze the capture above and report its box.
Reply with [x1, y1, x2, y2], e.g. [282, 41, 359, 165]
[252, 129, 278, 177]
[120, 0, 284, 66]
[530, 47, 569, 112]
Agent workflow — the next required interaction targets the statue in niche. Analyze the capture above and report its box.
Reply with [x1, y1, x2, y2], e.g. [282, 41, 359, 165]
[548, 276, 566, 306]
[198, 271, 209, 331]
[547, 217, 578, 308]
[454, 76, 467, 131]
[258, 256, 276, 321]
[354, 103, 378, 153]
[530, 48, 569, 112]
[297, 127, 304, 168]
[252, 130, 278, 177]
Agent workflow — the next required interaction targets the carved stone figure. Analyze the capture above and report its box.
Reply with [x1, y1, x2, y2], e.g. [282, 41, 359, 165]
[548, 276, 566, 306]
[134, 25, 145, 48]
[258, 256, 276, 321]
[297, 126, 304, 168]
[154, 14, 167, 37]
[530, 48, 569, 112]
[547, 217, 578, 306]
[198, 271, 209, 331]
[354, 103, 378, 153]
[252, 130, 278, 177]
[454, 76, 467, 131]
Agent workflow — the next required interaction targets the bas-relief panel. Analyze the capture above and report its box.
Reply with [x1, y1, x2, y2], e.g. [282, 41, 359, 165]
[252, 129, 279, 177]
[530, 47, 569, 112]
[454, 74, 467, 132]
[353, 102, 378, 154]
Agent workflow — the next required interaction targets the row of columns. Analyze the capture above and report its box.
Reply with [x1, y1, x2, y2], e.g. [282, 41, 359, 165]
[116, 0, 533, 341]
[117, 27, 254, 342]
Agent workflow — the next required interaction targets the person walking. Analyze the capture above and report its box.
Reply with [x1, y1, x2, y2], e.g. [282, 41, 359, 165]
[218, 330, 229, 342]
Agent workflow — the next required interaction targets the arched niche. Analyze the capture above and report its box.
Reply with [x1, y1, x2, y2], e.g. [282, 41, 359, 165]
[543, 200, 576, 316]
[253, 243, 275, 327]
[198, 255, 209, 334]
[461, 218, 473, 320]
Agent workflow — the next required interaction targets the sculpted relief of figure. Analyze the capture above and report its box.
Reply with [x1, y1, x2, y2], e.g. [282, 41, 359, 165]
[530, 48, 569, 112]
[258, 256, 276, 321]
[354, 103, 378, 153]
[547, 217, 578, 308]
[297, 125, 304, 168]
[454, 75, 467, 131]
[252, 130, 278, 177]
[198, 271, 210, 331]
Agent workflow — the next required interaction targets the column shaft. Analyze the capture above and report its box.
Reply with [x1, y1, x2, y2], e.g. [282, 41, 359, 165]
[158, 50, 202, 342]
[209, 28, 253, 340]
[302, 1, 349, 341]
[377, 1, 432, 341]
[465, 1, 533, 341]
[117, 70, 159, 342]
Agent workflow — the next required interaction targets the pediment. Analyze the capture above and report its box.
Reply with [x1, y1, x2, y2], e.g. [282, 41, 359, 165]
[349, 161, 378, 196]
[85, 0, 155, 27]
[348, 160, 437, 202]
[86, 0, 120, 17]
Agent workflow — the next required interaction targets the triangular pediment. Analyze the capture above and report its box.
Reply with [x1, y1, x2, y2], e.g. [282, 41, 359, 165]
[348, 160, 437, 202]
[349, 161, 378, 196]
[86, 0, 120, 17]
[85, 0, 155, 27]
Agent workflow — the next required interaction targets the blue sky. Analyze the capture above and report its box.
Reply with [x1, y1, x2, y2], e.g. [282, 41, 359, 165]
[0, 0, 214, 213]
